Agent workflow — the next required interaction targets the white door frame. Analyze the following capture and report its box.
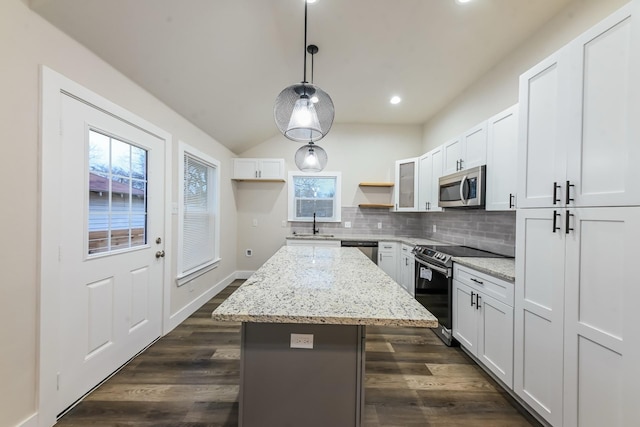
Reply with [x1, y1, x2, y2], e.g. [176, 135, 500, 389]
[38, 66, 173, 427]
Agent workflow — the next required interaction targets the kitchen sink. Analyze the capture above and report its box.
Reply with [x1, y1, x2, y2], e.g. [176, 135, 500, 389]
[291, 233, 335, 238]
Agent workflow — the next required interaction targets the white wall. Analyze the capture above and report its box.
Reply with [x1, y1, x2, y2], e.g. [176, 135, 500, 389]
[421, 0, 629, 151]
[0, 1, 238, 426]
[235, 123, 423, 271]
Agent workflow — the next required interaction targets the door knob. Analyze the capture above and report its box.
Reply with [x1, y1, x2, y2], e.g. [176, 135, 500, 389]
[155, 250, 165, 258]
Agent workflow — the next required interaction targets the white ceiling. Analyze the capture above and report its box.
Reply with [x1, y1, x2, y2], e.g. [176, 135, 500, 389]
[30, 0, 572, 154]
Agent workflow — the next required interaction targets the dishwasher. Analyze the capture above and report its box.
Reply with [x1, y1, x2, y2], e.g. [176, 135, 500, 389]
[340, 240, 378, 263]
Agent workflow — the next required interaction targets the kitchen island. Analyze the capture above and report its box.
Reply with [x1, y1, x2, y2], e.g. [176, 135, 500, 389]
[212, 246, 437, 427]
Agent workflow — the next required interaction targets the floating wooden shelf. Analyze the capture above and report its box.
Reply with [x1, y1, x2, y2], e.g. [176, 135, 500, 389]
[359, 182, 394, 187]
[358, 203, 394, 208]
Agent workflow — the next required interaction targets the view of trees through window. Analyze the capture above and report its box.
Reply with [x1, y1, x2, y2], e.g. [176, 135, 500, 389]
[293, 176, 336, 219]
[88, 130, 148, 254]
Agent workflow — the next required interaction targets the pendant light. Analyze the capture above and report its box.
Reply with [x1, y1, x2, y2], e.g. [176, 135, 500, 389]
[294, 44, 328, 172]
[274, 0, 334, 143]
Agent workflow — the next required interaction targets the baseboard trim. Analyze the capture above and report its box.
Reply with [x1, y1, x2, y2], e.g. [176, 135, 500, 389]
[166, 271, 237, 333]
[17, 412, 37, 427]
[235, 270, 255, 280]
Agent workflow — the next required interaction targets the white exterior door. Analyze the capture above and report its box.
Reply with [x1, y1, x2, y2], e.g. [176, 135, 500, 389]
[57, 94, 165, 413]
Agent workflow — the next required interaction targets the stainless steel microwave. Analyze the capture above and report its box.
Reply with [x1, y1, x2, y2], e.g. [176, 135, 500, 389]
[438, 165, 486, 208]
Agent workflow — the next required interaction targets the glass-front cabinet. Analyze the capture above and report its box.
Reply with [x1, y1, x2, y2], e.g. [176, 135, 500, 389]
[394, 157, 418, 211]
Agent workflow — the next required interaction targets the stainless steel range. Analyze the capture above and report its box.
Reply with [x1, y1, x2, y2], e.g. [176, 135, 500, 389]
[412, 245, 510, 346]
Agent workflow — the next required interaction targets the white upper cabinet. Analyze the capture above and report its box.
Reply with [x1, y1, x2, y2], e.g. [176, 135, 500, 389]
[518, 3, 640, 208]
[394, 157, 419, 211]
[462, 121, 488, 170]
[442, 136, 462, 175]
[442, 122, 487, 176]
[517, 50, 569, 208]
[417, 146, 443, 212]
[233, 158, 285, 181]
[486, 105, 519, 211]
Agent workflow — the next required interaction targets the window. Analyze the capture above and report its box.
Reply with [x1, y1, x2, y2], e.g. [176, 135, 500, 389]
[178, 142, 220, 282]
[88, 129, 148, 255]
[288, 171, 342, 222]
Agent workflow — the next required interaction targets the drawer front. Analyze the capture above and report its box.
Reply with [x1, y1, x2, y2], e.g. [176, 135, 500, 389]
[379, 241, 397, 252]
[453, 263, 514, 306]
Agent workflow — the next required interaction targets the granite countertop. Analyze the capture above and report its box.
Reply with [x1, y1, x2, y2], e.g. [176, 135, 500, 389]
[286, 234, 515, 281]
[452, 257, 515, 283]
[212, 246, 438, 328]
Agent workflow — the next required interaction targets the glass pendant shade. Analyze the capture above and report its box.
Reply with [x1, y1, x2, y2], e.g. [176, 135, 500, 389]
[274, 83, 334, 142]
[295, 142, 328, 172]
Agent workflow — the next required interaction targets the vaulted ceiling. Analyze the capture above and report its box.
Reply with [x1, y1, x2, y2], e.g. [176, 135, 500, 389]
[30, 0, 572, 153]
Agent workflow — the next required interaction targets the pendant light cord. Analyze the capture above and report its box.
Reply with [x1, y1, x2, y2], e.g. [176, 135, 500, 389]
[302, 0, 308, 84]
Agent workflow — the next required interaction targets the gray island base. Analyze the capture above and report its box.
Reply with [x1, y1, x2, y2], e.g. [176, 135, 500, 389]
[212, 246, 437, 427]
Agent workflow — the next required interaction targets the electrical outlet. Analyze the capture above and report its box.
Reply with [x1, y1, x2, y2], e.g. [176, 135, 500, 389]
[344, 221, 352, 228]
[290, 333, 313, 349]
[252, 218, 258, 227]
[377, 222, 382, 229]
[282, 220, 287, 227]
[246, 249, 253, 257]
[432, 224, 437, 233]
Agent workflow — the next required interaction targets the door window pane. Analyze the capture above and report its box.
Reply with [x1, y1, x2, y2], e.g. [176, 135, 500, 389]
[88, 130, 148, 254]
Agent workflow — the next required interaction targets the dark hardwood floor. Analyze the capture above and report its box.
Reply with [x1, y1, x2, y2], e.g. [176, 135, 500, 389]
[57, 280, 540, 427]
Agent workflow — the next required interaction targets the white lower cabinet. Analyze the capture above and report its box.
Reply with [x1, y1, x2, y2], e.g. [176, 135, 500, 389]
[398, 244, 415, 296]
[515, 207, 640, 426]
[453, 264, 514, 388]
[378, 241, 398, 282]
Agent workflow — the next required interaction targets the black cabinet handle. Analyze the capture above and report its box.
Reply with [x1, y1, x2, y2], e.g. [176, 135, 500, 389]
[476, 294, 482, 310]
[509, 193, 514, 209]
[552, 210, 561, 233]
[553, 182, 561, 205]
[456, 160, 460, 171]
[566, 180, 574, 205]
[565, 212, 574, 235]
[470, 291, 475, 307]
[470, 277, 484, 285]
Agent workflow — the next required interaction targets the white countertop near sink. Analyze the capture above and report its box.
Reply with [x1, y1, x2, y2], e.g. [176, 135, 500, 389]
[212, 246, 438, 328]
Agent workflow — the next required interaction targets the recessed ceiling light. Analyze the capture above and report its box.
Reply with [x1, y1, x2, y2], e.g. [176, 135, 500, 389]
[306, 0, 317, 3]
[390, 96, 402, 105]
[456, 0, 473, 4]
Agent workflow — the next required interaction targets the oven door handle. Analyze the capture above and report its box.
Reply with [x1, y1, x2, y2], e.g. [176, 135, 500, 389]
[415, 259, 450, 276]
[459, 175, 468, 205]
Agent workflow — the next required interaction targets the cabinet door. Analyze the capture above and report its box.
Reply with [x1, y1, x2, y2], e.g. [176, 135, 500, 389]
[565, 5, 640, 207]
[461, 121, 487, 170]
[442, 137, 462, 175]
[514, 209, 565, 426]
[563, 207, 640, 427]
[517, 50, 570, 209]
[429, 147, 443, 212]
[486, 105, 518, 211]
[233, 158, 259, 179]
[378, 242, 397, 282]
[417, 153, 432, 212]
[394, 158, 418, 211]
[478, 293, 514, 388]
[452, 281, 478, 353]
[259, 159, 285, 180]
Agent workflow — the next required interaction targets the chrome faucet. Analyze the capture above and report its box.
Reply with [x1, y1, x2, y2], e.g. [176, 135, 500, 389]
[312, 212, 319, 235]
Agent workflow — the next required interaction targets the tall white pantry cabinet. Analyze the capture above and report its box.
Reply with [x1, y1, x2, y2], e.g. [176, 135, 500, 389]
[515, 2, 640, 427]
